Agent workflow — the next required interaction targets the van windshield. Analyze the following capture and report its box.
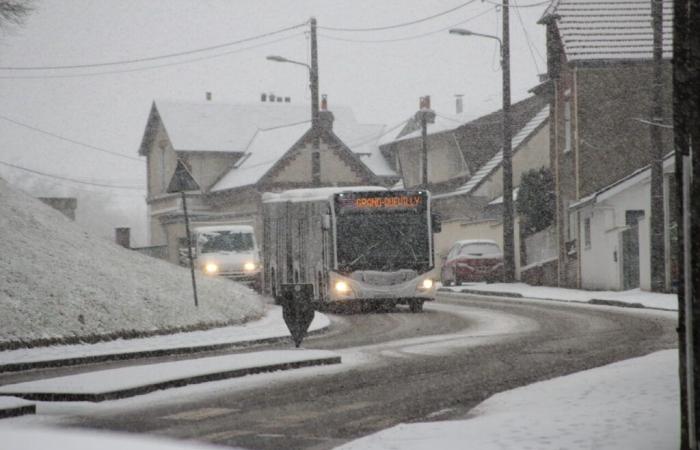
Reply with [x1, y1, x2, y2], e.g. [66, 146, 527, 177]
[199, 231, 254, 254]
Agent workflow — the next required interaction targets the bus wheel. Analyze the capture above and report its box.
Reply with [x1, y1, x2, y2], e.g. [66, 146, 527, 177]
[409, 299, 424, 313]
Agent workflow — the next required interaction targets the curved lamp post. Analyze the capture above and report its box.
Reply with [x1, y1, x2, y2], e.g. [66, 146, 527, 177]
[450, 27, 515, 282]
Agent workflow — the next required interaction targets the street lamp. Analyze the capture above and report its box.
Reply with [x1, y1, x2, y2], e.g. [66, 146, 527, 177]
[450, 25, 515, 283]
[266, 55, 319, 128]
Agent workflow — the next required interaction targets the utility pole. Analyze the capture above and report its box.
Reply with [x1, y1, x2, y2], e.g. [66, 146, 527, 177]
[674, 0, 700, 446]
[417, 96, 435, 189]
[502, 0, 515, 282]
[310, 17, 321, 186]
[650, 0, 666, 292]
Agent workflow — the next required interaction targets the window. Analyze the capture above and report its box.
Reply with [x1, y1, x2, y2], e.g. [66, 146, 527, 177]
[563, 100, 572, 153]
[584, 217, 591, 249]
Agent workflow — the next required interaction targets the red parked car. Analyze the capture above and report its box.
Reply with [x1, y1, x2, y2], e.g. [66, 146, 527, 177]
[440, 239, 504, 285]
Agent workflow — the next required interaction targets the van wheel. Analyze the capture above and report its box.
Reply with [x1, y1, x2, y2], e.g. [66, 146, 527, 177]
[409, 300, 424, 313]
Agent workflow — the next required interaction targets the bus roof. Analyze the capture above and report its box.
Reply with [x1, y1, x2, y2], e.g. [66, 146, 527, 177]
[262, 186, 387, 203]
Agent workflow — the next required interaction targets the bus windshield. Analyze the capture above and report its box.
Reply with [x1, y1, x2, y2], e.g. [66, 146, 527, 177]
[335, 211, 430, 272]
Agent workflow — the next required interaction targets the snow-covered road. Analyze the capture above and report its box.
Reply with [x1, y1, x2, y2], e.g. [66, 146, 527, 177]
[0, 294, 676, 450]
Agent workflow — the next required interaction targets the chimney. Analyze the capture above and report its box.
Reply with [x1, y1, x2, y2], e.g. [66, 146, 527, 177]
[319, 94, 334, 130]
[419, 95, 431, 110]
[206, 92, 212, 101]
[455, 94, 464, 114]
[261, 93, 267, 102]
[115, 227, 131, 248]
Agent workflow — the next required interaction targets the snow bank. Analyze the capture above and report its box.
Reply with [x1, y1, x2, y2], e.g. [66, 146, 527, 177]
[338, 350, 679, 450]
[0, 425, 239, 450]
[0, 178, 265, 347]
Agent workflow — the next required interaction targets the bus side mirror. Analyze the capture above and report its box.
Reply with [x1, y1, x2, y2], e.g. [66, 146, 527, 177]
[431, 213, 442, 233]
[322, 214, 331, 230]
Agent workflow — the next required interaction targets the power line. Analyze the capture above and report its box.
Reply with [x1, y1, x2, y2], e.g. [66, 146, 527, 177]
[0, 33, 305, 80]
[319, 1, 477, 32]
[320, 8, 495, 44]
[0, 113, 144, 162]
[0, 160, 145, 190]
[0, 22, 307, 71]
[512, 0, 544, 72]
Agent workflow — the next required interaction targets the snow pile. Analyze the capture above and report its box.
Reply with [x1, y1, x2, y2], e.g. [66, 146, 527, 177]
[338, 350, 679, 450]
[0, 178, 265, 347]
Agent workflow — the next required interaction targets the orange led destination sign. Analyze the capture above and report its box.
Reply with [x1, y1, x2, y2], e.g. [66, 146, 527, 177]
[351, 195, 423, 209]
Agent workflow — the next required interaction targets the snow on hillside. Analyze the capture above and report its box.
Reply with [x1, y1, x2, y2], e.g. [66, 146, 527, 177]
[0, 178, 265, 347]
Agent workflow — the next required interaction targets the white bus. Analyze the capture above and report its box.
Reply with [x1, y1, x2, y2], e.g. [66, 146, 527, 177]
[262, 187, 440, 312]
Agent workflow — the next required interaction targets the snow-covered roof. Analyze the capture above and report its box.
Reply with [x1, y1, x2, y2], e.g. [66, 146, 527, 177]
[211, 121, 310, 192]
[336, 122, 397, 177]
[153, 100, 312, 153]
[488, 187, 520, 206]
[149, 99, 396, 188]
[433, 106, 549, 200]
[541, 0, 673, 62]
[262, 186, 388, 203]
[386, 111, 474, 145]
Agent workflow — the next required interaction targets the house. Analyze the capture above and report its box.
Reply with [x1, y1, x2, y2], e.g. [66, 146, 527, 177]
[380, 95, 548, 194]
[430, 103, 551, 276]
[570, 153, 675, 291]
[539, 0, 674, 288]
[138, 97, 398, 264]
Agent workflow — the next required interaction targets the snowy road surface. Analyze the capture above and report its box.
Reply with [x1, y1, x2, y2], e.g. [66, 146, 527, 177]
[2, 293, 676, 450]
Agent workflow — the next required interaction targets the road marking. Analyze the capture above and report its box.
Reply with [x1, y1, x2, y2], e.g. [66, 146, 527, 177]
[164, 407, 236, 421]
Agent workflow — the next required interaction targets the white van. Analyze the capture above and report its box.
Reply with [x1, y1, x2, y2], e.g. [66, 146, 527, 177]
[193, 224, 261, 291]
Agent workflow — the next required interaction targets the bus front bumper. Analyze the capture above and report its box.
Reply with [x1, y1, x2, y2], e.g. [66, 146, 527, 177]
[327, 271, 436, 302]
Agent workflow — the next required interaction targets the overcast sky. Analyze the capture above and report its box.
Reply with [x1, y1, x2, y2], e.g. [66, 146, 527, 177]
[0, 0, 548, 244]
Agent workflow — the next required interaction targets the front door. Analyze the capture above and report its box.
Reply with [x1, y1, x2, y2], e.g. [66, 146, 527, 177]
[621, 210, 644, 290]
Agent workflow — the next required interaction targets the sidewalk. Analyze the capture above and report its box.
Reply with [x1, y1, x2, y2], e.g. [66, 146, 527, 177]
[0, 350, 340, 402]
[0, 305, 329, 372]
[439, 282, 678, 311]
[0, 305, 332, 416]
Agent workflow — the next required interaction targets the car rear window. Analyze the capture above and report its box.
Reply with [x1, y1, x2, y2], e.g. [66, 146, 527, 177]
[458, 243, 502, 257]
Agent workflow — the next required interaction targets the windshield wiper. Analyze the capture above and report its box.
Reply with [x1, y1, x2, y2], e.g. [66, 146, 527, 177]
[347, 242, 380, 268]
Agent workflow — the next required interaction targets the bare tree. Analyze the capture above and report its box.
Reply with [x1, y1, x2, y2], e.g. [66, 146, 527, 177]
[0, 1, 31, 28]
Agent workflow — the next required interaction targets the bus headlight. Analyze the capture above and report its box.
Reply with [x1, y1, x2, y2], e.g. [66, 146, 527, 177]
[335, 280, 350, 294]
[420, 278, 434, 290]
[204, 263, 219, 274]
[243, 262, 257, 272]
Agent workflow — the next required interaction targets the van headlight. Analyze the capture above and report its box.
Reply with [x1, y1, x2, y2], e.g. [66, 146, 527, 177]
[243, 262, 257, 272]
[419, 278, 434, 290]
[335, 280, 350, 294]
[204, 263, 219, 274]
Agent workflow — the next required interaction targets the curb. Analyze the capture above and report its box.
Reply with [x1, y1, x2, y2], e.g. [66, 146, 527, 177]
[2, 355, 341, 403]
[0, 326, 328, 374]
[457, 288, 523, 298]
[439, 288, 675, 312]
[0, 403, 35, 419]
